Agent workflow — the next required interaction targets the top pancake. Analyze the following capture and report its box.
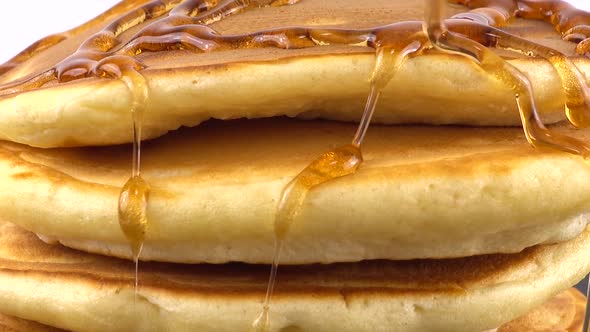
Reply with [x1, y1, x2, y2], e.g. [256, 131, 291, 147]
[0, 0, 587, 147]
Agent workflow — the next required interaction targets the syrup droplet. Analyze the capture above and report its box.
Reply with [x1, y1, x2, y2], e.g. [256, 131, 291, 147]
[255, 144, 362, 332]
[252, 308, 270, 332]
[118, 175, 150, 265]
[0, 0, 588, 327]
[115, 62, 150, 294]
[118, 174, 150, 300]
[255, 36, 423, 330]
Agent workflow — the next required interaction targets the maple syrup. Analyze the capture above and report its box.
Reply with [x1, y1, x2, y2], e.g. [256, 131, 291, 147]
[113, 62, 151, 292]
[449, 1, 590, 128]
[443, 1, 590, 327]
[254, 38, 426, 332]
[0, 0, 590, 329]
[428, 0, 590, 158]
[255, 0, 590, 328]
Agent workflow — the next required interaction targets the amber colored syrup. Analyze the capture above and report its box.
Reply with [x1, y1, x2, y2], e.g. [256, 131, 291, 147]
[448, 0, 590, 128]
[254, 0, 590, 328]
[253, 36, 425, 332]
[431, 1, 590, 157]
[428, 0, 590, 329]
[0, 0, 590, 327]
[1, 0, 589, 135]
[115, 63, 150, 293]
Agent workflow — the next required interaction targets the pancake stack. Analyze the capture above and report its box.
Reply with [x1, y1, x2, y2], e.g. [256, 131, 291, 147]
[0, 0, 590, 331]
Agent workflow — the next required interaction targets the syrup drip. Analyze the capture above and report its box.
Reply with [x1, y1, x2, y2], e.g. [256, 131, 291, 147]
[489, 28, 590, 128]
[427, 3, 590, 326]
[447, 0, 590, 128]
[428, 0, 590, 157]
[114, 61, 151, 293]
[2, 0, 589, 140]
[0, 0, 300, 94]
[253, 0, 590, 328]
[0, 0, 305, 261]
[253, 41, 424, 332]
[451, 0, 590, 54]
[0, 0, 589, 323]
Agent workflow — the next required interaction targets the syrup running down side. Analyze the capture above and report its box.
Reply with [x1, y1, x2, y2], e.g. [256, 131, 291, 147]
[115, 62, 151, 293]
[430, 2, 590, 157]
[3, 0, 305, 294]
[448, 0, 590, 128]
[1, 0, 590, 328]
[429, 2, 590, 331]
[450, 0, 590, 54]
[2, 1, 590, 138]
[253, 39, 425, 332]
[255, 0, 590, 330]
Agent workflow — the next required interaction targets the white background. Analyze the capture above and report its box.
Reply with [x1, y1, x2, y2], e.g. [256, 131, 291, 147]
[0, 0, 589, 64]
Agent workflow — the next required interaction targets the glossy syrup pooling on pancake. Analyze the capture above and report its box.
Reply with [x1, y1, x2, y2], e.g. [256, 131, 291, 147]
[1, 0, 590, 146]
[451, 0, 590, 51]
[1, 0, 590, 154]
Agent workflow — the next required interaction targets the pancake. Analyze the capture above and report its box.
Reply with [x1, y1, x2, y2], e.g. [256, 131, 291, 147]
[0, 293, 583, 332]
[0, 118, 589, 264]
[0, 221, 589, 332]
[0, 313, 66, 332]
[497, 288, 586, 332]
[0, 288, 584, 332]
[0, 0, 587, 147]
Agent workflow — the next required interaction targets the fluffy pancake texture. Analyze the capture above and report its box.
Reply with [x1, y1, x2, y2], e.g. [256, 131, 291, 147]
[0, 221, 589, 332]
[1, 118, 590, 264]
[0, 0, 585, 147]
